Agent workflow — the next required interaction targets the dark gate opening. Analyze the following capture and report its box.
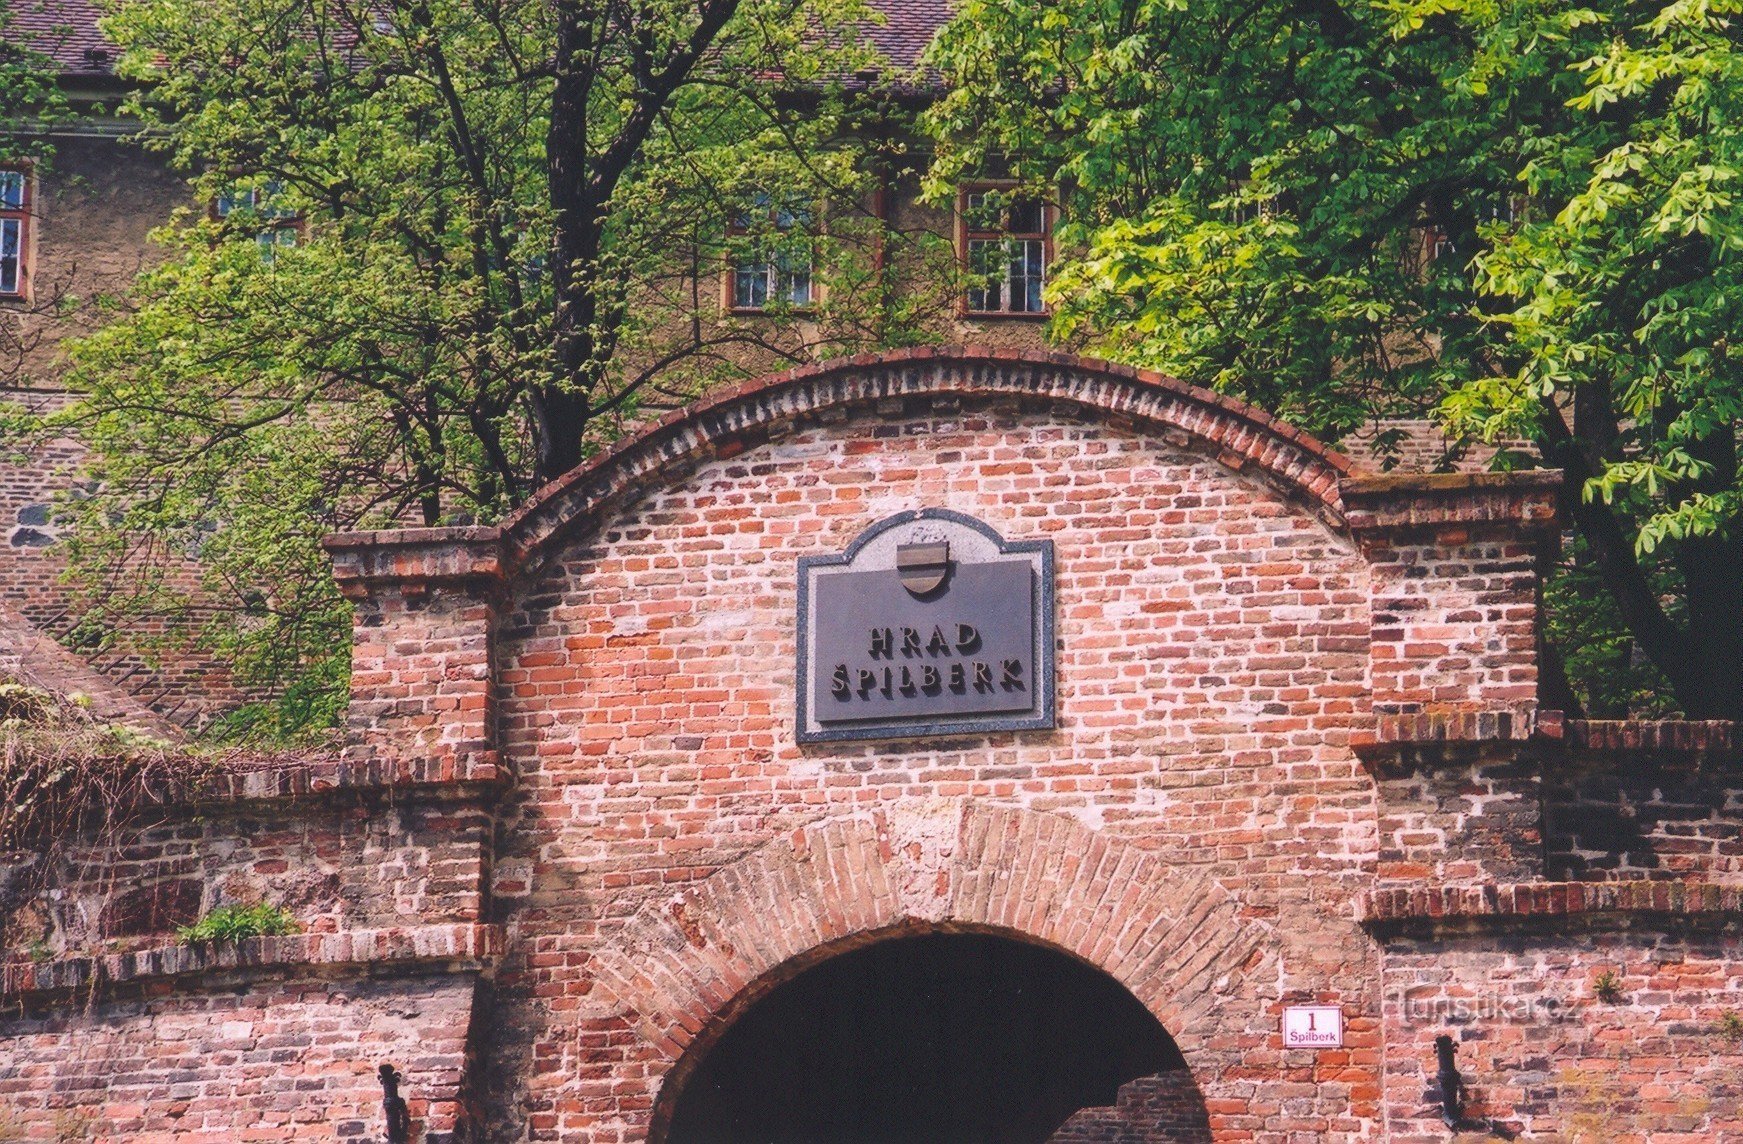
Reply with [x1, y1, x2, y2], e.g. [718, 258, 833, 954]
[661, 931, 1210, 1144]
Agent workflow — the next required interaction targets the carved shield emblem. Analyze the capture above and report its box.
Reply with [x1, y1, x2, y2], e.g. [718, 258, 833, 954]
[896, 542, 950, 595]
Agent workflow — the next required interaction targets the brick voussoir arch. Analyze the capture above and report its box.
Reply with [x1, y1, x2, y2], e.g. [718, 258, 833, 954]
[502, 347, 1352, 569]
[586, 801, 1278, 1128]
[326, 347, 1355, 587]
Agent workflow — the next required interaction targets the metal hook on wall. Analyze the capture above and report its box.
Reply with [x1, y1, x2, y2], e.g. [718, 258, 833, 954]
[380, 1063, 411, 1144]
[1434, 1034, 1466, 1130]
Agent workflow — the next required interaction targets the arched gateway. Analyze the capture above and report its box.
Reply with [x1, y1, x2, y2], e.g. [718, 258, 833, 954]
[591, 801, 1267, 1140]
[9, 347, 1738, 1140]
[320, 347, 1563, 1141]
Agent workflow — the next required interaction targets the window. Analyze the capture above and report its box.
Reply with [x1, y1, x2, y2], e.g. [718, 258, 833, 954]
[727, 192, 814, 311]
[214, 179, 300, 261]
[959, 187, 1049, 316]
[0, 168, 31, 300]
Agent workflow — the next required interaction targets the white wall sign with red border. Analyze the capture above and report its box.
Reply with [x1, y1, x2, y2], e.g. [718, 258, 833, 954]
[1281, 1006, 1344, 1049]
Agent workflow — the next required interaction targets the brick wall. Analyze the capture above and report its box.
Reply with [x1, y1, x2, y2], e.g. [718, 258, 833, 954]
[1378, 926, 1743, 1143]
[12, 790, 493, 957]
[340, 350, 1545, 1141]
[1369, 752, 1546, 884]
[1545, 757, 1743, 881]
[8, 349, 1741, 1143]
[0, 972, 480, 1143]
[1048, 1071, 1212, 1143]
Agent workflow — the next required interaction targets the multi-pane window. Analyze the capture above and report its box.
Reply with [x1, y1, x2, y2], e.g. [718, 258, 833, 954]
[1, 168, 31, 299]
[728, 192, 814, 311]
[215, 180, 300, 261]
[960, 188, 1049, 315]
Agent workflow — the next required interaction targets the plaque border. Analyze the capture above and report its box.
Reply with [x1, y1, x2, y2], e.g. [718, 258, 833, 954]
[796, 509, 1056, 743]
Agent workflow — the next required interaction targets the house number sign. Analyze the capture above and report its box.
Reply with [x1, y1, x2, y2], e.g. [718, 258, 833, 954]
[1281, 1006, 1344, 1049]
[796, 510, 1055, 743]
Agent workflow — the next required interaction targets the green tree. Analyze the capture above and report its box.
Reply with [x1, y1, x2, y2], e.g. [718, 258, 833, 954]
[38, 0, 946, 738]
[0, 0, 66, 160]
[924, 0, 1743, 718]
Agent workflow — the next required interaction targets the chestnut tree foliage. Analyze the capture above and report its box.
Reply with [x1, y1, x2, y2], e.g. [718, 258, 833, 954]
[33, 0, 947, 737]
[924, 0, 1743, 718]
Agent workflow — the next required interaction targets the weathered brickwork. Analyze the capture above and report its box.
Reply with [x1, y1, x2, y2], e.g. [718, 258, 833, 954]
[0, 971, 481, 1143]
[1377, 926, 1743, 1143]
[12, 791, 494, 958]
[1545, 756, 1743, 881]
[4, 349, 1741, 1143]
[1049, 1071, 1212, 1143]
[1368, 752, 1546, 884]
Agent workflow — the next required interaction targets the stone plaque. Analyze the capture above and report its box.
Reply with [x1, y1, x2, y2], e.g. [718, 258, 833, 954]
[797, 510, 1054, 743]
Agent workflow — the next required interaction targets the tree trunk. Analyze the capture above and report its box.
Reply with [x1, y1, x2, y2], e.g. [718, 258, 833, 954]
[537, 2, 602, 486]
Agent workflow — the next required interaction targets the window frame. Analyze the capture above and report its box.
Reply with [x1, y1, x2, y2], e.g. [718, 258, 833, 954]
[0, 165, 34, 302]
[723, 192, 819, 315]
[956, 183, 1052, 319]
[211, 178, 304, 259]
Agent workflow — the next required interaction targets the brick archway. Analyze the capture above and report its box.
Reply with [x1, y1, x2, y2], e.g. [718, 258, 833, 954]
[584, 801, 1278, 1138]
[438, 346, 1352, 582]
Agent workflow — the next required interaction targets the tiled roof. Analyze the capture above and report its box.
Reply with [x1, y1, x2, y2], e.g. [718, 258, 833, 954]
[862, 0, 951, 73]
[6, 0, 119, 76]
[0, 606, 183, 739]
[4, 0, 951, 80]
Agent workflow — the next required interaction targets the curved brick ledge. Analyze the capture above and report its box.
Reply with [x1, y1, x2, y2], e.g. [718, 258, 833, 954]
[324, 348, 1572, 590]
[0, 922, 503, 1000]
[327, 346, 1357, 585]
[1357, 881, 1743, 935]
